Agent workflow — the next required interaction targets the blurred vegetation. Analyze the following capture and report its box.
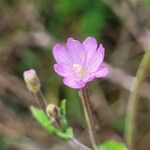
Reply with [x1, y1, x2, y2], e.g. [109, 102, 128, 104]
[0, 0, 150, 149]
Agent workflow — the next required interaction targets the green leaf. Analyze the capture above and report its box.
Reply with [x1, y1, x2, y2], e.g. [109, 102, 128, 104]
[98, 140, 127, 150]
[30, 106, 57, 134]
[59, 99, 69, 130]
[65, 127, 73, 138]
[56, 127, 73, 139]
[60, 99, 67, 117]
[30, 106, 73, 140]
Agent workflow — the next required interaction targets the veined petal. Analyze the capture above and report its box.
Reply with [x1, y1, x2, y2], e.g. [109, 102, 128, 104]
[63, 77, 85, 89]
[95, 65, 108, 78]
[54, 64, 73, 77]
[83, 74, 95, 82]
[98, 44, 105, 55]
[52, 37, 107, 89]
[53, 43, 71, 65]
[66, 38, 85, 64]
[87, 44, 105, 73]
[82, 37, 97, 63]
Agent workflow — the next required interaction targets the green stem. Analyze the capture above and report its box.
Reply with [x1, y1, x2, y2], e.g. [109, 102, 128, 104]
[79, 87, 98, 150]
[125, 48, 150, 150]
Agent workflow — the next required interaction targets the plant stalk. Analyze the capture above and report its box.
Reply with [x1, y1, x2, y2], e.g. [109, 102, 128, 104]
[125, 48, 150, 150]
[69, 137, 91, 150]
[35, 90, 47, 112]
[79, 87, 98, 150]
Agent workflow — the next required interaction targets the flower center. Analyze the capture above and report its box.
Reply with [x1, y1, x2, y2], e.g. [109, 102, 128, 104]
[72, 64, 86, 78]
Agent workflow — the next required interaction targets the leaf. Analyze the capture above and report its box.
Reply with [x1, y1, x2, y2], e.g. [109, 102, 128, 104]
[30, 106, 57, 134]
[65, 127, 73, 138]
[56, 127, 73, 139]
[60, 99, 67, 117]
[98, 140, 127, 150]
[30, 106, 73, 140]
[64, 87, 83, 124]
[59, 99, 69, 130]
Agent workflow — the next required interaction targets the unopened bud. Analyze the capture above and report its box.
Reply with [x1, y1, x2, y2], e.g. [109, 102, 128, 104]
[23, 69, 41, 93]
[46, 104, 60, 126]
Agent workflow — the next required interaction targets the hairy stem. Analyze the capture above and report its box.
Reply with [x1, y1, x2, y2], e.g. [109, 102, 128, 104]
[125, 48, 150, 150]
[35, 90, 47, 112]
[69, 137, 91, 150]
[79, 87, 98, 150]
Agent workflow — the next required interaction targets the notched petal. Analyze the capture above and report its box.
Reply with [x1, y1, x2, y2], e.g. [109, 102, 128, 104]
[53, 43, 71, 64]
[66, 37, 85, 64]
[82, 37, 97, 51]
[63, 77, 85, 89]
[98, 44, 105, 55]
[83, 37, 97, 63]
[54, 64, 73, 77]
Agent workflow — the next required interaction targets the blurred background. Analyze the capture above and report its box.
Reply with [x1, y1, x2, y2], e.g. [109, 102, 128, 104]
[0, 0, 150, 149]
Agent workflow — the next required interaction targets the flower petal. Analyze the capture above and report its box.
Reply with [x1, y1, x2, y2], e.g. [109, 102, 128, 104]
[63, 77, 85, 89]
[95, 65, 108, 78]
[54, 64, 73, 77]
[87, 44, 105, 73]
[83, 74, 95, 82]
[53, 43, 71, 65]
[66, 38, 85, 64]
[82, 37, 97, 62]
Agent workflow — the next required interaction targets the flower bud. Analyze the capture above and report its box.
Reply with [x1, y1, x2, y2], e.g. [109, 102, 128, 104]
[46, 104, 60, 126]
[23, 69, 41, 93]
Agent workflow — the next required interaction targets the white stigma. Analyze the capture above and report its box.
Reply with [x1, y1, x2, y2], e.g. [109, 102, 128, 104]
[72, 64, 86, 78]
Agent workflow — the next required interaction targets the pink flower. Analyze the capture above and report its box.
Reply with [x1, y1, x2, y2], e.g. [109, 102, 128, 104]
[52, 37, 108, 89]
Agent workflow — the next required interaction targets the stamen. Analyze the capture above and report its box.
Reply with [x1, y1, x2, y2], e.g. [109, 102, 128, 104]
[72, 64, 86, 78]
